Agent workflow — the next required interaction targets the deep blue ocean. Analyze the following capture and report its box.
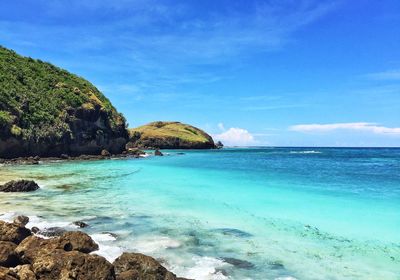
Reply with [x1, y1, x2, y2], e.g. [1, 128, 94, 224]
[1, 147, 399, 279]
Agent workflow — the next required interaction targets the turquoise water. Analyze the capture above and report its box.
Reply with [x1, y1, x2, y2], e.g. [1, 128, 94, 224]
[0, 148, 399, 279]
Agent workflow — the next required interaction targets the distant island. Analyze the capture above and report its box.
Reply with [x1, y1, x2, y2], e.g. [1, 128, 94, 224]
[128, 121, 216, 150]
[0, 46, 219, 159]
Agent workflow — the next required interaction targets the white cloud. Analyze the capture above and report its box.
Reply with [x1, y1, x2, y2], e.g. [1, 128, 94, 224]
[214, 126, 256, 146]
[289, 122, 400, 135]
[365, 69, 400, 81]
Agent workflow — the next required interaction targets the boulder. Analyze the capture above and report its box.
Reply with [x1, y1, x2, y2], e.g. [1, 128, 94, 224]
[13, 215, 29, 227]
[73, 221, 89, 228]
[0, 180, 39, 192]
[31, 250, 115, 280]
[113, 252, 177, 280]
[60, 154, 69, 159]
[154, 150, 163, 156]
[0, 267, 18, 280]
[10, 265, 36, 280]
[0, 241, 19, 267]
[101, 149, 111, 157]
[0, 220, 31, 244]
[16, 231, 99, 263]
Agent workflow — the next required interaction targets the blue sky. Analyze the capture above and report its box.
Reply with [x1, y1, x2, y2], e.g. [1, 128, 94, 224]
[1, 0, 400, 146]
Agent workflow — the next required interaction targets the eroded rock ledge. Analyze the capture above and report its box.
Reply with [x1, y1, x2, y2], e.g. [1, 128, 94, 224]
[0, 219, 191, 280]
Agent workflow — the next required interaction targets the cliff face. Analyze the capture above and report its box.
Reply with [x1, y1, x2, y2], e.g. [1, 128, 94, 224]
[0, 47, 128, 158]
[128, 121, 216, 149]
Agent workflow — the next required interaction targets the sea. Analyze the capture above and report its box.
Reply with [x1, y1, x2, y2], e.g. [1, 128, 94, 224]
[0, 147, 399, 280]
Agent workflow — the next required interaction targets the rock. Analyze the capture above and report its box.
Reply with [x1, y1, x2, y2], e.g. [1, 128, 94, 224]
[0, 267, 18, 280]
[154, 150, 163, 156]
[73, 221, 89, 228]
[31, 250, 115, 280]
[113, 252, 177, 280]
[30, 227, 39, 234]
[60, 154, 69, 159]
[60, 231, 99, 253]
[10, 265, 36, 280]
[13, 215, 29, 227]
[221, 257, 254, 269]
[0, 241, 19, 267]
[33, 156, 40, 161]
[116, 269, 139, 280]
[16, 231, 99, 263]
[37, 227, 67, 237]
[0, 180, 40, 192]
[101, 149, 111, 157]
[0, 220, 31, 244]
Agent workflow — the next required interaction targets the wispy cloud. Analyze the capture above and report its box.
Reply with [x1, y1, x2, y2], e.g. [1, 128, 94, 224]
[364, 69, 400, 81]
[290, 122, 400, 135]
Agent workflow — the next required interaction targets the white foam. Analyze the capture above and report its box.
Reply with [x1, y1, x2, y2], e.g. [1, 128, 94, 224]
[132, 236, 181, 253]
[91, 232, 117, 242]
[275, 277, 298, 280]
[290, 150, 322, 154]
[171, 256, 229, 280]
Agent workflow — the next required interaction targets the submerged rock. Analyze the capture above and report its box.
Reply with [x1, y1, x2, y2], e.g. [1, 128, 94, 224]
[0, 241, 19, 267]
[154, 149, 164, 156]
[221, 257, 255, 269]
[214, 228, 253, 238]
[0, 180, 39, 192]
[0, 220, 31, 244]
[37, 227, 67, 237]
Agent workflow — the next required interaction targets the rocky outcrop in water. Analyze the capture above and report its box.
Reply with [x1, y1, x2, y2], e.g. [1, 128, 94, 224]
[0, 180, 39, 192]
[0, 219, 191, 280]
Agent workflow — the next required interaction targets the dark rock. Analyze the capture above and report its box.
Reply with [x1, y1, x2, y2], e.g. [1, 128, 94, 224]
[60, 154, 69, 159]
[13, 215, 29, 227]
[154, 150, 163, 156]
[73, 221, 89, 228]
[101, 149, 111, 157]
[113, 252, 177, 280]
[214, 228, 253, 238]
[33, 156, 40, 161]
[221, 257, 254, 269]
[0, 220, 31, 244]
[31, 227, 40, 234]
[0, 241, 20, 267]
[0, 180, 40, 192]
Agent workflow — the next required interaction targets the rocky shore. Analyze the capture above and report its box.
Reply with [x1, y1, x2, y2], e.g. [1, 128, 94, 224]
[0, 216, 191, 280]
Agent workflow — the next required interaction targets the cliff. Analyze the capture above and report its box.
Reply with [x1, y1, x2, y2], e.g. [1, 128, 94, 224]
[128, 121, 216, 149]
[0, 46, 128, 158]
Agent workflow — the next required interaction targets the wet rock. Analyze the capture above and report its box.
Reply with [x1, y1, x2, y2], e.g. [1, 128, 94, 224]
[0, 180, 40, 192]
[0, 220, 31, 244]
[38, 227, 67, 237]
[73, 221, 89, 228]
[221, 257, 254, 269]
[10, 265, 36, 280]
[154, 149, 163, 156]
[32, 250, 115, 280]
[30, 227, 39, 234]
[113, 252, 177, 280]
[0, 241, 19, 267]
[60, 154, 69, 159]
[0, 267, 18, 280]
[13, 215, 29, 227]
[101, 149, 111, 157]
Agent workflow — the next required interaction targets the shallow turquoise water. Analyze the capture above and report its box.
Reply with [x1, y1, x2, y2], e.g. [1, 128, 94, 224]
[1, 148, 399, 279]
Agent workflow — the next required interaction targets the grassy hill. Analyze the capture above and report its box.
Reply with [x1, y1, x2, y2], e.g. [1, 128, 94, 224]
[0, 46, 128, 158]
[128, 121, 216, 149]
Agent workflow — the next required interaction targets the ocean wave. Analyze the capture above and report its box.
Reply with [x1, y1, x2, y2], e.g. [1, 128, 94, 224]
[289, 150, 322, 154]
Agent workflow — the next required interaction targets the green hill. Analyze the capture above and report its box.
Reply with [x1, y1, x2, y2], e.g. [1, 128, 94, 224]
[0, 46, 128, 158]
[128, 121, 216, 149]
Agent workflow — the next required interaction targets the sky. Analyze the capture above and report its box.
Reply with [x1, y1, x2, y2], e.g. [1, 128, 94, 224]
[1, 0, 400, 147]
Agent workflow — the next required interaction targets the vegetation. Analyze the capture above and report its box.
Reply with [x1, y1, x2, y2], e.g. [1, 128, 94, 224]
[128, 121, 216, 149]
[0, 46, 125, 142]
